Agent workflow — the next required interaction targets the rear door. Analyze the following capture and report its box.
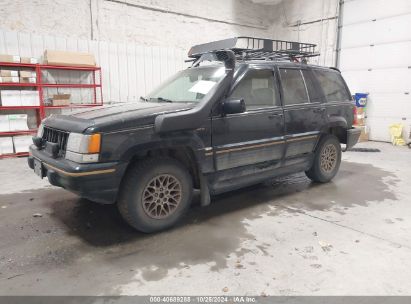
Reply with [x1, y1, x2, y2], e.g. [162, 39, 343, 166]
[211, 66, 285, 171]
[311, 68, 354, 128]
[278, 67, 327, 159]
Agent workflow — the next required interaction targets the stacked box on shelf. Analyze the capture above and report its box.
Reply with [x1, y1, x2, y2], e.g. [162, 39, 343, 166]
[0, 76, 19, 83]
[0, 54, 20, 63]
[52, 94, 71, 106]
[20, 69, 37, 84]
[0, 114, 29, 131]
[12, 135, 32, 153]
[0, 69, 19, 84]
[20, 57, 38, 64]
[0, 115, 9, 132]
[0, 90, 39, 106]
[20, 91, 40, 106]
[1, 51, 103, 158]
[0, 136, 32, 155]
[0, 70, 19, 77]
[44, 50, 95, 67]
[0, 137, 14, 155]
[0, 90, 21, 106]
[0, 55, 37, 64]
[0, 54, 38, 157]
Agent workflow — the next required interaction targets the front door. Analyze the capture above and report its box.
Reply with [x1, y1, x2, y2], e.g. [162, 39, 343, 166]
[278, 67, 327, 159]
[211, 67, 285, 171]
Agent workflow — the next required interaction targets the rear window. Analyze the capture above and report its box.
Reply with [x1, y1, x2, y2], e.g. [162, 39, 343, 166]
[313, 70, 351, 102]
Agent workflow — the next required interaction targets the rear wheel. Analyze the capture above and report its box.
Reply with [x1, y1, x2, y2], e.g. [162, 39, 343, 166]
[118, 157, 193, 233]
[305, 134, 341, 183]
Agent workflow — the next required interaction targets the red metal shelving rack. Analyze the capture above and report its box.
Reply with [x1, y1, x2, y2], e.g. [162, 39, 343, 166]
[0, 62, 103, 159]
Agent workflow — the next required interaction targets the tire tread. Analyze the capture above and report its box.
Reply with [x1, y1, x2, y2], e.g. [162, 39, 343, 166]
[117, 157, 192, 232]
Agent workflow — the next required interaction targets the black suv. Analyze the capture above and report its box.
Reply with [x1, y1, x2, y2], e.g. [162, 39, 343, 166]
[28, 37, 360, 232]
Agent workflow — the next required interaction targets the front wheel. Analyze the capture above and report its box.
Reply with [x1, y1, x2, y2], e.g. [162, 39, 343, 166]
[118, 157, 193, 233]
[305, 134, 341, 183]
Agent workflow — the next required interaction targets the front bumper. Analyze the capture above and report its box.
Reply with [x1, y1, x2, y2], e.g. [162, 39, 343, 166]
[346, 127, 361, 149]
[28, 145, 128, 204]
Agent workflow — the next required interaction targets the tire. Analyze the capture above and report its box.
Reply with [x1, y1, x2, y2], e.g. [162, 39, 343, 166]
[305, 134, 341, 183]
[118, 157, 193, 233]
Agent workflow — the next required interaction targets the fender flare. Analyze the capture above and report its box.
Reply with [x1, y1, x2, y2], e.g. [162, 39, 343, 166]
[324, 116, 348, 131]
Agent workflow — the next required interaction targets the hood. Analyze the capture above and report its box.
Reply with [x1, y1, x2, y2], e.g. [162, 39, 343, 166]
[44, 102, 194, 133]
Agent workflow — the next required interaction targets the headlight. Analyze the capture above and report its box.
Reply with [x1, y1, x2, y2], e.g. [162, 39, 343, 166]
[65, 133, 101, 163]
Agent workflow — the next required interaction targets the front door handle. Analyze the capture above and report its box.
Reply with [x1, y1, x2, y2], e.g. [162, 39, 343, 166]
[313, 108, 326, 113]
[268, 113, 283, 119]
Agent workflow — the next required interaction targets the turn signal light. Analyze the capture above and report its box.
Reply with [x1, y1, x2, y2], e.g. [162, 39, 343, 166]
[88, 134, 101, 153]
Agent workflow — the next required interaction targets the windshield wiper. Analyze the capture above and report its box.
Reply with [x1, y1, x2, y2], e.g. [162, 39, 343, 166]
[151, 97, 173, 103]
[140, 96, 149, 102]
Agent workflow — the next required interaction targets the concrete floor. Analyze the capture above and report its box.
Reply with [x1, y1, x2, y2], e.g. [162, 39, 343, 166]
[0, 142, 410, 295]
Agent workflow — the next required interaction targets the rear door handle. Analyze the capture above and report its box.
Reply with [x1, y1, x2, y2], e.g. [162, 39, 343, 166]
[313, 108, 326, 113]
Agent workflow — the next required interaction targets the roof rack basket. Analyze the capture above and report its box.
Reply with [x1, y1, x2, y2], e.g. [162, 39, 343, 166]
[188, 37, 320, 63]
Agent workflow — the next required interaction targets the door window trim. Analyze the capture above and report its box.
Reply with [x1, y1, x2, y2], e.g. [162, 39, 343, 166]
[226, 66, 281, 114]
[278, 67, 312, 107]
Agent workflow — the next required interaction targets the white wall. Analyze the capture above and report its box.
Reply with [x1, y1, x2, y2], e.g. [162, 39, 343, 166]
[0, 0, 276, 51]
[0, 0, 279, 105]
[0, 28, 187, 104]
[268, 0, 340, 67]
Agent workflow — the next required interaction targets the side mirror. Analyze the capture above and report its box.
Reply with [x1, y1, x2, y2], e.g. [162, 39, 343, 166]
[223, 98, 246, 115]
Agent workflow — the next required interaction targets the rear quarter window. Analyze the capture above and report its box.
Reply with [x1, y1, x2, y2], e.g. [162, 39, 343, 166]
[313, 69, 351, 102]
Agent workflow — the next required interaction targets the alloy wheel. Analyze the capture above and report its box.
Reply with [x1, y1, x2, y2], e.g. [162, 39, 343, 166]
[142, 174, 182, 219]
[320, 144, 337, 173]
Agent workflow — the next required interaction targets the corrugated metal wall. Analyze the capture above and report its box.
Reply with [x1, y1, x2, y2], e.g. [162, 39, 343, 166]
[0, 29, 188, 103]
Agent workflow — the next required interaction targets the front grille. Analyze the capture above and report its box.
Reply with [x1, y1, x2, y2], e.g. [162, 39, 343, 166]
[42, 126, 69, 156]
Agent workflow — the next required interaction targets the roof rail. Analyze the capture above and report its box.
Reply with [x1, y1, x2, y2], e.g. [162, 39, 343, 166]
[329, 66, 341, 73]
[188, 37, 320, 63]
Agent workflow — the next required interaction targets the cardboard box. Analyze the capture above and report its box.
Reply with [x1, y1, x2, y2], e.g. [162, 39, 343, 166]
[20, 57, 38, 64]
[13, 135, 32, 153]
[0, 54, 20, 63]
[0, 70, 19, 77]
[20, 91, 40, 106]
[0, 90, 21, 106]
[356, 125, 369, 142]
[52, 93, 71, 106]
[44, 50, 95, 67]
[0, 137, 14, 155]
[0, 76, 19, 83]
[0, 115, 10, 132]
[8, 114, 29, 131]
[19, 77, 36, 84]
[20, 70, 37, 78]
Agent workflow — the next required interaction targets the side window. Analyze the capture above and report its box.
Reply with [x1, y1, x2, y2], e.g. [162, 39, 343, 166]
[229, 69, 278, 110]
[302, 70, 323, 103]
[313, 69, 351, 102]
[279, 69, 309, 105]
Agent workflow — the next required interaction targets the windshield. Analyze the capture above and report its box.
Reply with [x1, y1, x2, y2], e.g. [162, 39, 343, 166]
[146, 66, 226, 103]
